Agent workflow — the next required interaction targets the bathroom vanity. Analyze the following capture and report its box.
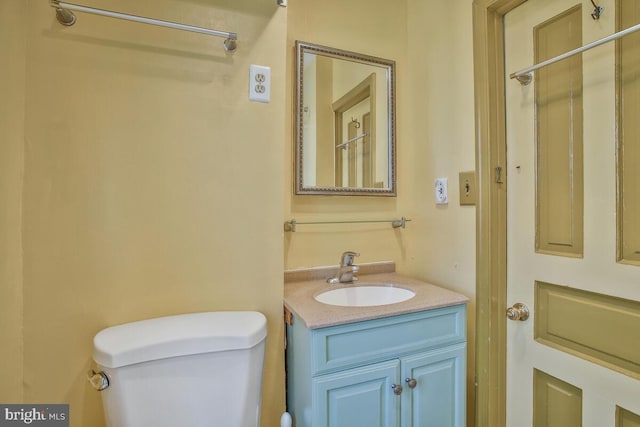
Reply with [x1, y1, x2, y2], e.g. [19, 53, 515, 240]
[284, 263, 468, 427]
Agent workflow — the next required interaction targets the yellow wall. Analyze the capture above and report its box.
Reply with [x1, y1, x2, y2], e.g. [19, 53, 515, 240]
[284, 0, 476, 291]
[284, 0, 410, 268]
[2, 0, 286, 425]
[405, 2, 477, 422]
[2, 0, 477, 425]
[285, 0, 477, 423]
[0, 0, 26, 404]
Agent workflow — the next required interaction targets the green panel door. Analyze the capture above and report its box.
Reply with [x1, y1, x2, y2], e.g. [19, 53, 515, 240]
[312, 359, 400, 427]
[401, 344, 466, 427]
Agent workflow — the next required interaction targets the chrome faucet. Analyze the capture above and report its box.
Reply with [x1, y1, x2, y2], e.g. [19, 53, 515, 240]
[327, 251, 360, 284]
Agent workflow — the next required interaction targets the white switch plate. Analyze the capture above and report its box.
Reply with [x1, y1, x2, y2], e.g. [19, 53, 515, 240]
[249, 64, 270, 103]
[435, 178, 448, 204]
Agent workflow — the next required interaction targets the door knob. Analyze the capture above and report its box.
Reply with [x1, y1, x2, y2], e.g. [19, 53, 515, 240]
[506, 302, 529, 321]
[391, 384, 403, 395]
[405, 378, 417, 389]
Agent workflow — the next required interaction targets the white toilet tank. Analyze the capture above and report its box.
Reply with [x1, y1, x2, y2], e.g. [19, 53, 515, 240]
[92, 311, 267, 427]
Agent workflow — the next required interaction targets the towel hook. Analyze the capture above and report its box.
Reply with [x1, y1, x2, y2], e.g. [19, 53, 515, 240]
[590, 0, 604, 20]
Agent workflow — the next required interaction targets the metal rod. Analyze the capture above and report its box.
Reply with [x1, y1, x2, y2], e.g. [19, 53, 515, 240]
[335, 133, 368, 150]
[284, 217, 411, 232]
[50, 1, 237, 48]
[510, 22, 640, 85]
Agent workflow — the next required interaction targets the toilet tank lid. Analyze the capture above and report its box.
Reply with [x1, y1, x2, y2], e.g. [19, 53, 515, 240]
[93, 311, 267, 369]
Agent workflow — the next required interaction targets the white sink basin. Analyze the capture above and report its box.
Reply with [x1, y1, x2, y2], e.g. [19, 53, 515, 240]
[314, 285, 416, 307]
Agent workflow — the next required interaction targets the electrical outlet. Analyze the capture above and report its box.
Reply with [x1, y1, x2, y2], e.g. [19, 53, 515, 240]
[435, 178, 448, 205]
[249, 65, 270, 103]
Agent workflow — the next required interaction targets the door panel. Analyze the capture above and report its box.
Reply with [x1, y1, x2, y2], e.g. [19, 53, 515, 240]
[535, 281, 640, 378]
[505, 0, 640, 426]
[312, 359, 399, 427]
[400, 344, 466, 427]
[533, 368, 582, 427]
[534, 5, 584, 257]
[617, 0, 640, 264]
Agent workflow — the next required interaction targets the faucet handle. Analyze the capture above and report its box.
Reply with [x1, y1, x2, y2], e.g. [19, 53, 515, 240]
[341, 251, 360, 266]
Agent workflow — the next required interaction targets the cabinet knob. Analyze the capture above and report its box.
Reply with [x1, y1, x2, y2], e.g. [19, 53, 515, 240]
[391, 384, 403, 395]
[405, 378, 417, 389]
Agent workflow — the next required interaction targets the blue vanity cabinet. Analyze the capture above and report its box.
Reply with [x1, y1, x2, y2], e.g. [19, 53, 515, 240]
[285, 304, 467, 427]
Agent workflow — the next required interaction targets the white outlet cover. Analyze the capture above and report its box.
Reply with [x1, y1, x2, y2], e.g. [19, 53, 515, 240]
[249, 64, 271, 103]
[435, 178, 448, 204]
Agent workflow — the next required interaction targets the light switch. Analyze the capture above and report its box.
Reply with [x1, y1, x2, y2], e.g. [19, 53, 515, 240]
[459, 171, 476, 206]
[249, 65, 270, 103]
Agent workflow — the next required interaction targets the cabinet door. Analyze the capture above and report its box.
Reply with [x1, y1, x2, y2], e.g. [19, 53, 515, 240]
[312, 359, 400, 427]
[400, 343, 466, 427]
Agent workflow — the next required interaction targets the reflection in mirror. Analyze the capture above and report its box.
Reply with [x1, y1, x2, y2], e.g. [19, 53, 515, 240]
[295, 41, 396, 196]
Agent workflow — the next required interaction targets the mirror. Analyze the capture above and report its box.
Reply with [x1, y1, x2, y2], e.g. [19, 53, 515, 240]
[295, 41, 396, 196]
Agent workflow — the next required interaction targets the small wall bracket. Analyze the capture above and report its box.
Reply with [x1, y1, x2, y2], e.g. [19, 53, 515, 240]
[52, 1, 76, 26]
[515, 73, 533, 86]
[590, 0, 604, 20]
